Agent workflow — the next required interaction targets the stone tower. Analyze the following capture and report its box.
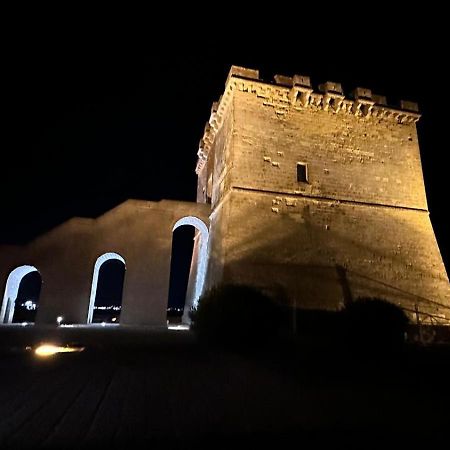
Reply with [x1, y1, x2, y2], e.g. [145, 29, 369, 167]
[196, 66, 450, 323]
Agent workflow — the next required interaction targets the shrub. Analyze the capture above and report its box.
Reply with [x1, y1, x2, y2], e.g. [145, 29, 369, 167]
[190, 283, 283, 348]
[294, 309, 342, 343]
[341, 297, 409, 351]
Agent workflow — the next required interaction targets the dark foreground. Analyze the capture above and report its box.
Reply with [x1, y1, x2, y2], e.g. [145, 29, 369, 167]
[0, 326, 449, 449]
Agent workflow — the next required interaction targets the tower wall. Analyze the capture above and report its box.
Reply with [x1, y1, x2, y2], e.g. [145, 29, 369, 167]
[200, 67, 450, 322]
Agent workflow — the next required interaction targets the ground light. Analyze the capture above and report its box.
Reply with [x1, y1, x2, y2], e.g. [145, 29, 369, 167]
[168, 324, 189, 331]
[34, 344, 84, 357]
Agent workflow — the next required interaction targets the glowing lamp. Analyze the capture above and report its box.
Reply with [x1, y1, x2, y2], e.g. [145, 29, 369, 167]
[34, 344, 84, 357]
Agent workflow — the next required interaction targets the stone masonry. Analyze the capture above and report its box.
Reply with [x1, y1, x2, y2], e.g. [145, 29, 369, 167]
[1, 65, 449, 327]
[0, 200, 210, 326]
[196, 66, 450, 324]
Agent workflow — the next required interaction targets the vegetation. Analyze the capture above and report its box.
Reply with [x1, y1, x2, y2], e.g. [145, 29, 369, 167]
[190, 283, 283, 348]
[191, 287, 410, 354]
[341, 297, 409, 351]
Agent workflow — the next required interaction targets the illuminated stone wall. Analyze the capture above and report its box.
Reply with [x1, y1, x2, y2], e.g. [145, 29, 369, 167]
[199, 67, 450, 323]
[2, 65, 449, 328]
[0, 200, 210, 326]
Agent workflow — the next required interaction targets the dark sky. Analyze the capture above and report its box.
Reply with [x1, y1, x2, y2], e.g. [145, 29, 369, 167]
[2, 31, 448, 273]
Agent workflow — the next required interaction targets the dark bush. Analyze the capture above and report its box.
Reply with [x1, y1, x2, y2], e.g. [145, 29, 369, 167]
[294, 309, 342, 343]
[190, 283, 283, 348]
[341, 297, 409, 351]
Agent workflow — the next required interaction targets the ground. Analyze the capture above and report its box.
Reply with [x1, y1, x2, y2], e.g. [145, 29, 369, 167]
[0, 326, 449, 449]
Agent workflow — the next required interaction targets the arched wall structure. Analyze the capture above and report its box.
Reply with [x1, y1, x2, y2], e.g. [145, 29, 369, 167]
[172, 216, 209, 321]
[0, 265, 39, 324]
[0, 200, 211, 326]
[87, 252, 126, 324]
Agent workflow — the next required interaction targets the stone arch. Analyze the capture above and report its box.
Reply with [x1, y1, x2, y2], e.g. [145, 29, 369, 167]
[171, 216, 209, 321]
[87, 252, 126, 323]
[1, 265, 40, 324]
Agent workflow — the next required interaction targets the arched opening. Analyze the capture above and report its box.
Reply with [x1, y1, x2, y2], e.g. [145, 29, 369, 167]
[168, 217, 209, 325]
[1, 265, 42, 324]
[88, 253, 126, 324]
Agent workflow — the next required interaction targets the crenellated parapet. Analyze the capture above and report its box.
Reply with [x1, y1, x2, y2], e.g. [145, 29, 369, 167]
[196, 85, 235, 174]
[196, 66, 421, 173]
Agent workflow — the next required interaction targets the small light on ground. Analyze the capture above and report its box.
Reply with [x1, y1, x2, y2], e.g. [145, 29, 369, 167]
[101, 322, 106, 327]
[168, 324, 190, 331]
[34, 344, 84, 357]
[21, 322, 28, 327]
[112, 317, 117, 322]
[56, 316, 63, 325]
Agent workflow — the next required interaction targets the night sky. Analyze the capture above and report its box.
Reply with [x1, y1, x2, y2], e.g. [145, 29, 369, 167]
[2, 33, 448, 287]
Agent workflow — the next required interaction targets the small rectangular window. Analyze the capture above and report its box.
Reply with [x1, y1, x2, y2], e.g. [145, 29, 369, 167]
[297, 162, 308, 183]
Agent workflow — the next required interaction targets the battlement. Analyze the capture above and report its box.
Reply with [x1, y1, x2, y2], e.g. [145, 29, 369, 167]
[196, 65, 421, 174]
[226, 65, 420, 113]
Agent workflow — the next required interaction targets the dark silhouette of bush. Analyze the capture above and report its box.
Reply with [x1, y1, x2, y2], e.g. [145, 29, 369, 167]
[190, 283, 283, 348]
[294, 308, 342, 344]
[341, 297, 409, 351]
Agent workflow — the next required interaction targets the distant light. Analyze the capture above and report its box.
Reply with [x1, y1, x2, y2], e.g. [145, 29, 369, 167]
[21, 322, 28, 327]
[24, 300, 37, 311]
[56, 316, 63, 325]
[112, 317, 117, 322]
[101, 322, 106, 327]
[168, 324, 190, 331]
[34, 344, 84, 357]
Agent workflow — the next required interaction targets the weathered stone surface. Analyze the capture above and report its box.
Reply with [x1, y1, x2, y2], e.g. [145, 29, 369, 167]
[199, 67, 450, 324]
[1, 65, 449, 328]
